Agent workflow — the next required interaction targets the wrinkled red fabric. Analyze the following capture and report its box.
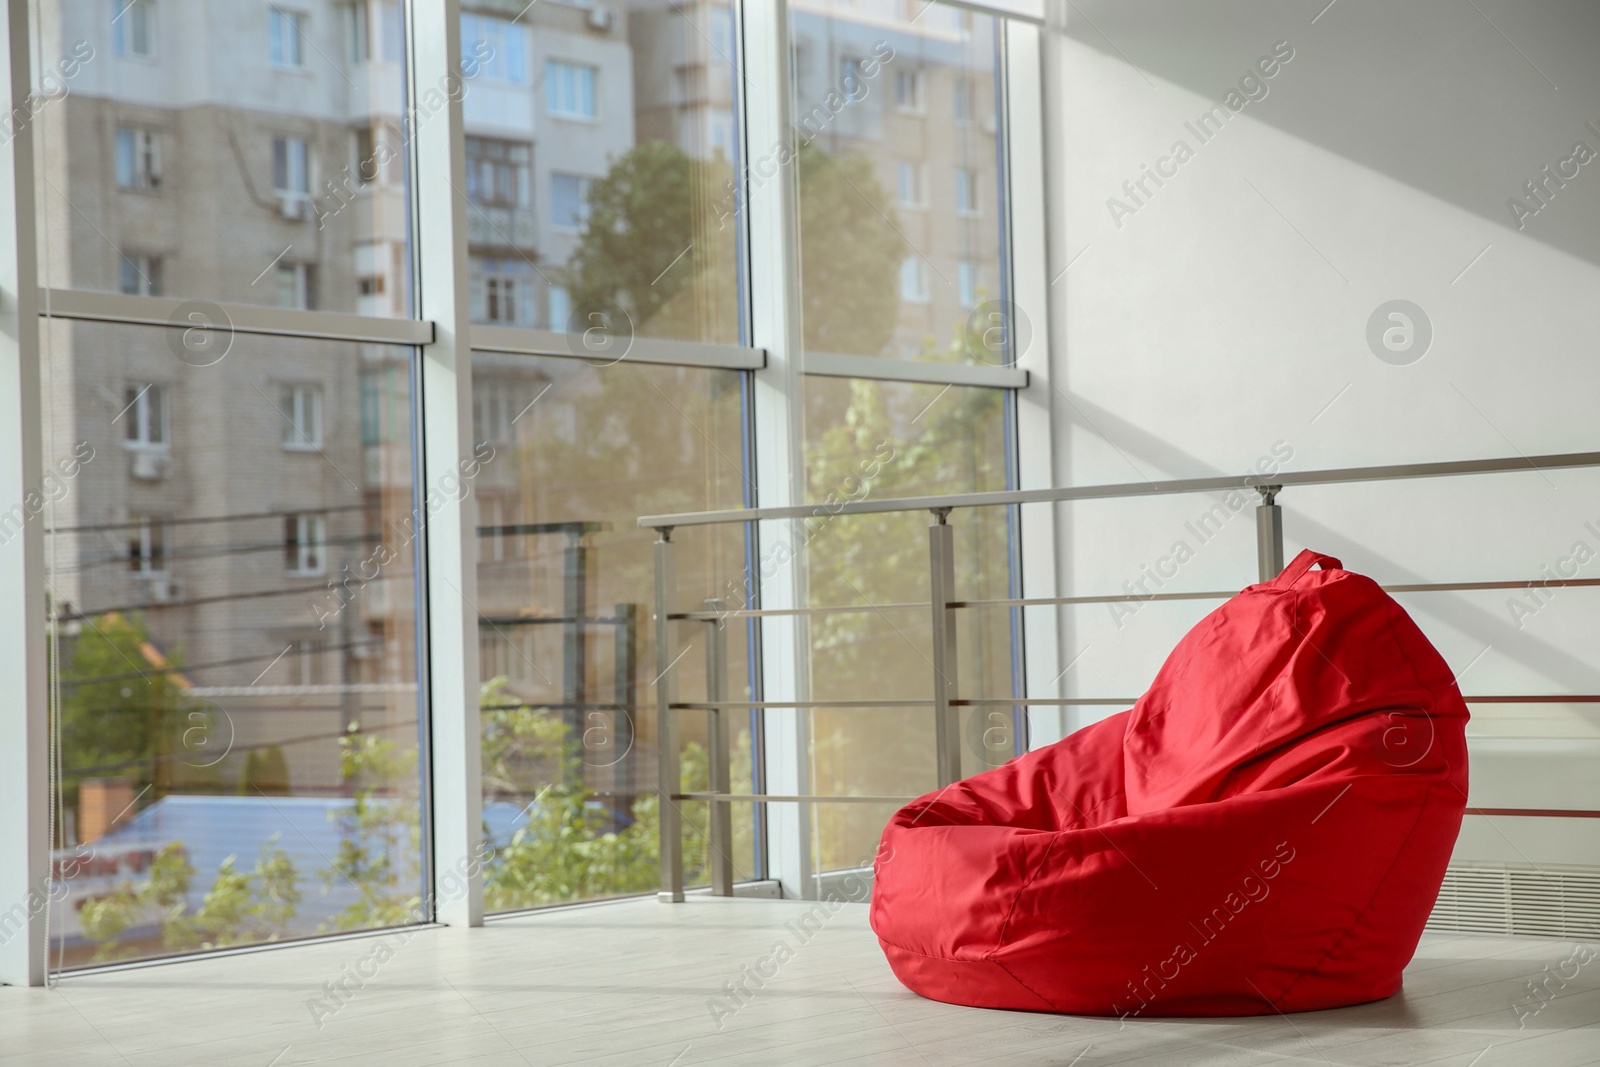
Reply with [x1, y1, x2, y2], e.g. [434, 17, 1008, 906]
[870, 550, 1469, 1016]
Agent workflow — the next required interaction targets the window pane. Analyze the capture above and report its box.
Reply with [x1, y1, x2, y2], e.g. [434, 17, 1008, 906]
[36, 0, 411, 316]
[43, 321, 426, 968]
[460, 4, 742, 343]
[791, 0, 1006, 361]
[469, 354, 753, 911]
[802, 376, 1014, 872]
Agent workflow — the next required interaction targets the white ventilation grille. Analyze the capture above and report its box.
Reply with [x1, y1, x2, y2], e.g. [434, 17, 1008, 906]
[1428, 863, 1600, 938]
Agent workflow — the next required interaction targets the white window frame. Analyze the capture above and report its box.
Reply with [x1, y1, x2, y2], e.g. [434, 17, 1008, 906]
[270, 7, 307, 69]
[119, 252, 163, 296]
[114, 126, 162, 190]
[462, 12, 528, 84]
[895, 69, 925, 113]
[546, 59, 597, 120]
[273, 135, 311, 196]
[121, 382, 168, 450]
[275, 262, 313, 309]
[111, 0, 155, 58]
[128, 515, 168, 575]
[955, 166, 980, 216]
[957, 259, 979, 307]
[896, 160, 925, 208]
[549, 172, 593, 230]
[284, 513, 327, 576]
[899, 255, 930, 303]
[280, 384, 323, 450]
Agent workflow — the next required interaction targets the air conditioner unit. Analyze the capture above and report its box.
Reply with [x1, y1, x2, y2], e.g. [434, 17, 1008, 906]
[129, 450, 171, 481]
[146, 576, 182, 604]
[587, 5, 615, 32]
[279, 193, 312, 221]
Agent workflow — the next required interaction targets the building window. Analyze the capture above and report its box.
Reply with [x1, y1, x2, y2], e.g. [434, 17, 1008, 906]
[270, 8, 306, 68]
[955, 168, 979, 215]
[954, 79, 975, 122]
[472, 377, 547, 449]
[550, 173, 592, 230]
[547, 284, 571, 331]
[465, 137, 531, 208]
[294, 639, 327, 685]
[840, 55, 867, 101]
[114, 127, 161, 190]
[122, 383, 167, 449]
[281, 385, 323, 449]
[346, 1, 370, 64]
[284, 514, 327, 576]
[897, 161, 924, 208]
[111, 0, 155, 57]
[462, 13, 528, 84]
[470, 257, 535, 326]
[958, 260, 980, 307]
[352, 127, 375, 186]
[900, 256, 929, 303]
[895, 70, 924, 112]
[275, 263, 313, 309]
[119, 253, 163, 296]
[359, 367, 404, 446]
[546, 60, 597, 119]
[351, 123, 400, 187]
[273, 136, 310, 196]
[127, 516, 167, 575]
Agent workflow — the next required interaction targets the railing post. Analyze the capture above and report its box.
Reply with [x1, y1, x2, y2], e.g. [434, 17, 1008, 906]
[929, 509, 962, 786]
[703, 598, 734, 896]
[654, 528, 684, 902]
[1255, 486, 1284, 582]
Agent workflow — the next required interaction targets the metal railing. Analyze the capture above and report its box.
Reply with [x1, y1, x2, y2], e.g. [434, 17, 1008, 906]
[640, 449, 1600, 901]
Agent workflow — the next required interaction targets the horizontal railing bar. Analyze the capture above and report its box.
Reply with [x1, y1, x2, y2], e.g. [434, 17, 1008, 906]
[952, 591, 1234, 609]
[675, 792, 917, 805]
[1465, 809, 1600, 819]
[954, 577, 1600, 611]
[639, 449, 1600, 528]
[671, 700, 930, 710]
[954, 698, 1136, 706]
[954, 695, 1600, 706]
[1464, 695, 1600, 703]
[676, 796, 1600, 817]
[1466, 808, 1600, 818]
[671, 602, 928, 620]
[41, 288, 435, 346]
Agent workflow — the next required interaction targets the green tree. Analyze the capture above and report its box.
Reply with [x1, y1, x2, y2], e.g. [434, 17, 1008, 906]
[78, 839, 300, 961]
[561, 139, 905, 354]
[794, 144, 906, 356]
[238, 745, 291, 795]
[56, 611, 189, 792]
[480, 677, 754, 910]
[321, 725, 421, 931]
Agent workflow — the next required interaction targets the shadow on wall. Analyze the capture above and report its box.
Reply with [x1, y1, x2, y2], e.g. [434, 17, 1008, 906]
[1061, 0, 1600, 268]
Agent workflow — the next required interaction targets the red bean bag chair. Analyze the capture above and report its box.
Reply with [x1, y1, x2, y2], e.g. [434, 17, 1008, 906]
[870, 550, 1468, 1017]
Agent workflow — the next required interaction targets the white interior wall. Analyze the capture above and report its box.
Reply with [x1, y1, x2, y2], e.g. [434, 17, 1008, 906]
[1038, 0, 1600, 867]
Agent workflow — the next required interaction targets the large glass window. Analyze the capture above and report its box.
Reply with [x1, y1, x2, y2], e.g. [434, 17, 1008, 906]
[42, 321, 426, 967]
[791, 0, 1007, 362]
[469, 355, 754, 912]
[35, 0, 412, 315]
[801, 376, 1015, 872]
[460, 2, 742, 345]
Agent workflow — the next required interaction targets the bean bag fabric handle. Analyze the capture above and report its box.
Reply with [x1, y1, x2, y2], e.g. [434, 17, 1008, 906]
[1273, 548, 1342, 587]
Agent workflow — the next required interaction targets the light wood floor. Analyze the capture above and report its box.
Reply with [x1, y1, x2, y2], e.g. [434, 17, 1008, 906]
[3, 896, 1596, 1066]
